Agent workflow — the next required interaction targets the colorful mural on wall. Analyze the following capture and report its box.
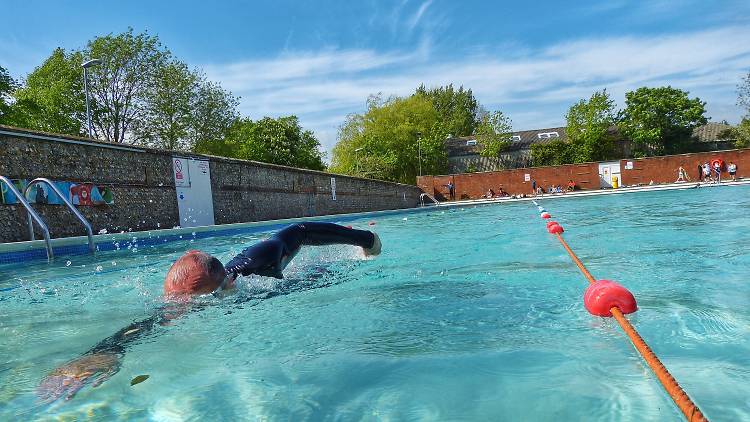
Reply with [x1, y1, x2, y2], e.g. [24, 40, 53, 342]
[0, 180, 114, 206]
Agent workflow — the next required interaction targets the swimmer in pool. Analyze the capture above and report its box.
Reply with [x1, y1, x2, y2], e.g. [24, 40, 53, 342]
[37, 222, 381, 402]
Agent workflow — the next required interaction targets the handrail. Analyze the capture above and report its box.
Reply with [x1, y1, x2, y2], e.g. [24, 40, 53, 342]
[0, 176, 54, 260]
[419, 192, 439, 207]
[24, 178, 95, 254]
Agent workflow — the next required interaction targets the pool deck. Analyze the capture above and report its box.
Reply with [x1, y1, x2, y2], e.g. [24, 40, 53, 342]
[430, 178, 750, 207]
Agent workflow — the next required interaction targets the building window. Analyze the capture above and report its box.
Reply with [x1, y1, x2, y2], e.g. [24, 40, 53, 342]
[537, 131, 559, 139]
[466, 139, 477, 146]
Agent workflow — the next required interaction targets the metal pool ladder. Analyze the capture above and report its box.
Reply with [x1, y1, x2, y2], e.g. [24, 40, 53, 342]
[1, 176, 54, 260]
[24, 178, 96, 257]
[419, 192, 439, 207]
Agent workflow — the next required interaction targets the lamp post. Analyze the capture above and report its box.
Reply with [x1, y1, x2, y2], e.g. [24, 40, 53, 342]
[354, 147, 364, 175]
[416, 132, 422, 177]
[82, 58, 102, 138]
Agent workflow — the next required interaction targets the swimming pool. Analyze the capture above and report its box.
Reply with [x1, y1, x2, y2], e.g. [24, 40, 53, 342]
[1, 184, 748, 420]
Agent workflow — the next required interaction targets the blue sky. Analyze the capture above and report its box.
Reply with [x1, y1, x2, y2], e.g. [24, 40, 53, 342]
[2, 0, 750, 157]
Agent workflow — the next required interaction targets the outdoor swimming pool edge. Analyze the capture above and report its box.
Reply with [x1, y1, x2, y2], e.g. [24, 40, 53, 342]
[2, 179, 748, 266]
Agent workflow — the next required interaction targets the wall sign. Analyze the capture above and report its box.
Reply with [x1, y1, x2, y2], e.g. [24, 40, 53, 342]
[331, 177, 337, 201]
[625, 161, 634, 170]
[173, 158, 190, 187]
[524, 174, 531, 182]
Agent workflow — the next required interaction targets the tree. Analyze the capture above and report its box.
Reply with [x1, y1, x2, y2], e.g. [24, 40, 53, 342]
[0, 65, 17, 123]
[476, 110, 513, 160]
[198, 116, 326, 171]
[189, 78, 239, 152]
[618, 86, 707, 157]
[415, 84, 479, 137]
[10, 48, 87, 135]
[85, 28, 171, 142]
[132, 61, 198, 150]
[719, 118, 750, 148]
[530, 140, 573, 167]
[330, 94, 448, 183]
[565, 89, 618, 162]
[738, 72, 750, 115]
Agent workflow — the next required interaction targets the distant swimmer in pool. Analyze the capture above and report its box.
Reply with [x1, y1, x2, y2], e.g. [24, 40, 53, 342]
[37, 222, 381, 402]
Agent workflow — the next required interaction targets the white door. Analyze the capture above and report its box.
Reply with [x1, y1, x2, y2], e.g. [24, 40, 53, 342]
[173, 157, 215, 228]
[598, 161, 621, 188]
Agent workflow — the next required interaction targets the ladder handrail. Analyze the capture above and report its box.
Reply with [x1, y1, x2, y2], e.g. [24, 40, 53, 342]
[24, 178, 95, 254]
[0, 176, 54, 260]
[419, 192, 439, 206]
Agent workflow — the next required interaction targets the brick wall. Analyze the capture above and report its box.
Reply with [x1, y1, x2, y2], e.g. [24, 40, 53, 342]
[0, 126, 421, 243]
[619, 149, 749, 185]
[418, 148, 750, 200]
[418, 163, 599, 199]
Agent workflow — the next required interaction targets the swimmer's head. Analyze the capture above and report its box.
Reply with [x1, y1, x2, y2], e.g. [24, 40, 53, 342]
[164, 250, 226, 296]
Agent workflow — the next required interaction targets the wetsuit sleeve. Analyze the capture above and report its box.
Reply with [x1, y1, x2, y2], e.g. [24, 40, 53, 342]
[279, 222, 375, 249]
[224, 239, 286, 279]
[223, 222, 376, 279]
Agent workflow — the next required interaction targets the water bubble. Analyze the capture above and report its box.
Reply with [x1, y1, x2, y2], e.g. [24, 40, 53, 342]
[66, 260, 72, 267]
[402, 217, 408, 221]
[111, 261, 117, 266]
[98, 228, 108, 235]
[96, 266, 103, 272]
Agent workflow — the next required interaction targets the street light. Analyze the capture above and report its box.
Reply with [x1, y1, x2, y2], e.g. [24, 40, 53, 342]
[82, 58, 102, 138]
[354, 147, 364, 175]
[416, 132, 422, 177]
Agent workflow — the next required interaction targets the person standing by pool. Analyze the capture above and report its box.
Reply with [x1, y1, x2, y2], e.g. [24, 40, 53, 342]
[713, 160, 722, 183]
[676, 166, 689, 182]
[531, 179, 537, 195]
[446, 181, 455, 200]
[728, 161, 737, 181]
[702, 162, 712, 182]
[37, 222, 382, 402]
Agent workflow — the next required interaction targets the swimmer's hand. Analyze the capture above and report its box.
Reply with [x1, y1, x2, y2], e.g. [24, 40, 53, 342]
[37, 352, 120, 402]
[363, 233, 382, 256]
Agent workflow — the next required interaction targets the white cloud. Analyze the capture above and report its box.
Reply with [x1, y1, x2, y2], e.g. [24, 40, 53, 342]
[407, 0, 434, 32]
[201, 25, 750, 157]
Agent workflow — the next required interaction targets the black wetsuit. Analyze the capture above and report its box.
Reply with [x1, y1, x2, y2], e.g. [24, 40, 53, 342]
[84, 222, 375, 356]
[224, 222, 375, 279]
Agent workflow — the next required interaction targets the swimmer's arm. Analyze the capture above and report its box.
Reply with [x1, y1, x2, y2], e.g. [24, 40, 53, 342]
[297, 222, 381, 255]
[37, 310, 182, 402]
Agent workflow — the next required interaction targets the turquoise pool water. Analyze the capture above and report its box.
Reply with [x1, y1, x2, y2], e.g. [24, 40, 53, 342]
[1, 185, 749, 420]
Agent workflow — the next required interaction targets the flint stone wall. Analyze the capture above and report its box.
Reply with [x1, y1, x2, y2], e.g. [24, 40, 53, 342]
[0, 126, 421, 243]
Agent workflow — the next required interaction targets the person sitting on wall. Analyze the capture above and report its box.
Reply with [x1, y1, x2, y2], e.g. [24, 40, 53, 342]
[37, 222, 382, 402]
[567, 180, 576, 192]
[484, 188, 495, 198]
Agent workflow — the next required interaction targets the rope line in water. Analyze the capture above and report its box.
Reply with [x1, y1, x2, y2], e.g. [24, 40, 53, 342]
[534, 201, 707, 422]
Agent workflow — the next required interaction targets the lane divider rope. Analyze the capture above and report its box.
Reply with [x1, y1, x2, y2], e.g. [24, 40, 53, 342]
[532, 200, 707, 422]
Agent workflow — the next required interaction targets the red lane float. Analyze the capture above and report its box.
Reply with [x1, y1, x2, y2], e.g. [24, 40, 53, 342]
[546, 221, 559, 228]
[541, 212, 551, 219]
[547, 224, 564, 234]
[583, 279, 638, 317]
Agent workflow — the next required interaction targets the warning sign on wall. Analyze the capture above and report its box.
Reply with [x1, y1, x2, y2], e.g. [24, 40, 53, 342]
[331, 177, 337, 201]
[173, 158, 190, 187]
[524, 174, 531, 182]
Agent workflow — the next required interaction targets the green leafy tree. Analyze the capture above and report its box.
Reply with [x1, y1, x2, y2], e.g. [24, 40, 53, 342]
[189, 78, 239, 152]
[476, 110, 513, 159]
[10, 49, 87, 135]
[719, 118, 750, 148]
[738, 72, 750, 115]
[198, 116, 325, 171]
[330, 94, 448, 183]
[85, 28, 171, 142]
[132, 61, 198, 150]
[530, 140, 574, 167]
[0, 65, 17, 123]
[566, 89, 618, 162]
[415, 84, 479, 137]
[618, 86, 707, 157]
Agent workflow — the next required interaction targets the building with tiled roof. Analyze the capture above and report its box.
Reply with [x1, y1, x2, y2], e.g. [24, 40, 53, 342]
[444, 126, 567, 173]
